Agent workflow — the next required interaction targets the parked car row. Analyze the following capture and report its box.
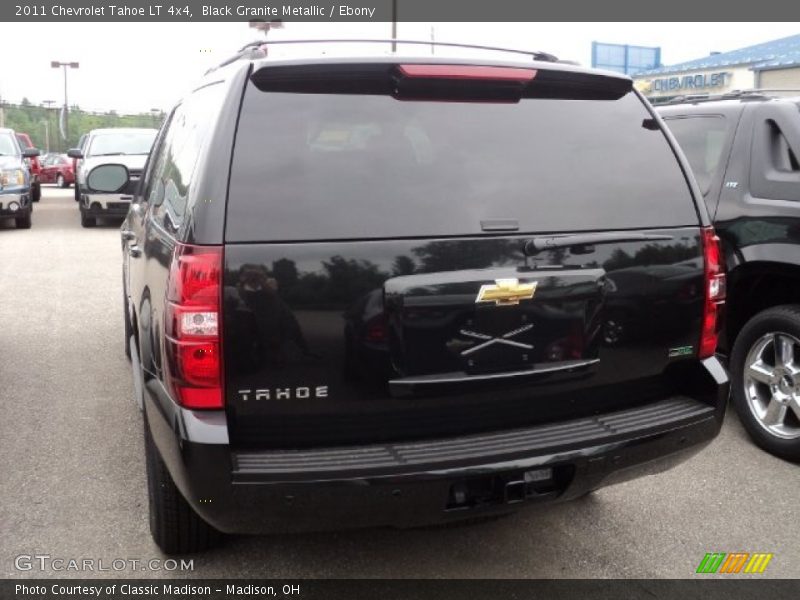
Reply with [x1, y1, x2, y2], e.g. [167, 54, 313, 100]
[0, 126, 158, 228]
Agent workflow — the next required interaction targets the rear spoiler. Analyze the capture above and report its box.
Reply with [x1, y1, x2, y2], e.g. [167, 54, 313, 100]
[250, 63, 633, 102]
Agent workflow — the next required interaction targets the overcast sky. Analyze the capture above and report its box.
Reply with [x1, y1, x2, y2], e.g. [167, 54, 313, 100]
[0, 22, 798, 113]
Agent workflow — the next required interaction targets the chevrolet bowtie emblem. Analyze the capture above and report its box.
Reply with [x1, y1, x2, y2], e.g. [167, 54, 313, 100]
[475, 278, 537, 306]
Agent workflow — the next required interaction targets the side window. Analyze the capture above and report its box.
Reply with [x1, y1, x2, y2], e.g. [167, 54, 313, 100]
[664, 115, 729, 197]
[141, 110, 175, 205]
[147, 82, 226, 233]
[750, 112, 800, 202]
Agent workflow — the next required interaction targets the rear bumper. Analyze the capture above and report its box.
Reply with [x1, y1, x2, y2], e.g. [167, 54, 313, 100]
[145, 357, 729, 534]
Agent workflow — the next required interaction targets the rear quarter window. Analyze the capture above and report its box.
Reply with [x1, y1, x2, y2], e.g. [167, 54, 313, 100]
[663, 115, 730, 196]
[226, 74, 698, 242]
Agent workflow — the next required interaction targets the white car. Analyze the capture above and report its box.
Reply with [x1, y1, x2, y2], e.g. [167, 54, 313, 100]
[68, 128, 157, 227]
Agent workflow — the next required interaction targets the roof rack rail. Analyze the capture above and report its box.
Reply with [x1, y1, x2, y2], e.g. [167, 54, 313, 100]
[662, 89, 774, 105]
[744, 88, 800, 94]
[207, 38, 561, 74]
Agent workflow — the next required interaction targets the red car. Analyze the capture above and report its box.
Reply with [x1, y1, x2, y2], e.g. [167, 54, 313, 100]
[15, 133, 42, 202]
[39, 154, 75, 188]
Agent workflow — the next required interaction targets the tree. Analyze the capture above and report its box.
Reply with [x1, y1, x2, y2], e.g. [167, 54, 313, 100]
[3, 101, 165, 152]
[392, 255, 416, 276]
[272, 258, 299, 288]
[413, 239, 519, 272]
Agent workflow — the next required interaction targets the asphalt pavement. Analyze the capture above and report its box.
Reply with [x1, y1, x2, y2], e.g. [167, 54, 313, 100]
[1, 186, 797, 579]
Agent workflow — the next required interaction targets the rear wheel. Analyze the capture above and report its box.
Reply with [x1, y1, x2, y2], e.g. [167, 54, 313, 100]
[57, 174, 66, 188]
[15, 212, 31, 229]
[81, 212, 96, 228]
[144, 417, 222, 554]
[731, 305, 800, 462]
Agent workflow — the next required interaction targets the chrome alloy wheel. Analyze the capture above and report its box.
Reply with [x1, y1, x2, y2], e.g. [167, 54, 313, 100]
[743, 332, 800, 440]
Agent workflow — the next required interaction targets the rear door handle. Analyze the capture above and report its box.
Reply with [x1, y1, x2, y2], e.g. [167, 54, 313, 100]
[121, 229, 136, 242]
[128, 245, 142, 258]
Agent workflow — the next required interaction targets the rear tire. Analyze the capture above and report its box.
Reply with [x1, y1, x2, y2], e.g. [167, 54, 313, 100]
[57, 174, 66, 188]
[81, 212, 96, 228]
[15, 212, 31, 229]
[144, 417, 222, 554]
[731, 305, 800, 462]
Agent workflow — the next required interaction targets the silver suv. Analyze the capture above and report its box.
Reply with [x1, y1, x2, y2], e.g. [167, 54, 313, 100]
[68, 128, 157, 227]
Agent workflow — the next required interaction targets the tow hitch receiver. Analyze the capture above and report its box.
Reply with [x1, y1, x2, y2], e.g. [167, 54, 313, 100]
[445, 466, 572, 511]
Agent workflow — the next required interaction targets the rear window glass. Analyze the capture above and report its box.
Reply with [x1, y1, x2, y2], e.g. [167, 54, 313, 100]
[226, 78, 697, 242]
[664, 116, 730, 196]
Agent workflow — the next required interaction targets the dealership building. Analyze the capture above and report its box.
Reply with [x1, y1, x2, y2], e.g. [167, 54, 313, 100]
[633, 34, 800, 102]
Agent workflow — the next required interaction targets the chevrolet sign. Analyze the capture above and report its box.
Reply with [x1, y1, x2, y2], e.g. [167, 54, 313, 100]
[652, 72, 730, 93]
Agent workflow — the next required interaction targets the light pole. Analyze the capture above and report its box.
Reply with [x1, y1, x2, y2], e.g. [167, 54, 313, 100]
[51, 61, 79, 144]
[149, 108, 162, 128]
[391, 0, 397, 53]
[248, 19, 283, 54]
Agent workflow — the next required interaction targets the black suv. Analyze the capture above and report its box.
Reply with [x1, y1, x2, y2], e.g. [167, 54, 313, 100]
[110, 41, 730, 553]
[658, 92, 800, 461]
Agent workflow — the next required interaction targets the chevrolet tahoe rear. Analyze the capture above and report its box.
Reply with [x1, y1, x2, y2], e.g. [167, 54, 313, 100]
[119, 44, 730, 553]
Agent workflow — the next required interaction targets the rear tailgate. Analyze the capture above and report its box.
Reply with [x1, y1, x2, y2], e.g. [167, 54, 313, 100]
[222, 60, 704, 447]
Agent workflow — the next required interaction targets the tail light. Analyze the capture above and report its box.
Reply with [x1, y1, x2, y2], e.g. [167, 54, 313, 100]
[397, 64, 538, 83]
[364, 314, 388, 343]
[394, 64, 537, 103]
[164, 244, 224, 409]
[699, 227, 726, 358]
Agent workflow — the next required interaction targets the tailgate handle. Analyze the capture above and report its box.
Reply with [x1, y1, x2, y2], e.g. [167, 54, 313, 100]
[389, 358, 600, 398]
[524, 232, 673, 256]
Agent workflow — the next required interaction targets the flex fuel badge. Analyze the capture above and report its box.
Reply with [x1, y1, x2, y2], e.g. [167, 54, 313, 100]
[668, 345, 694, 358]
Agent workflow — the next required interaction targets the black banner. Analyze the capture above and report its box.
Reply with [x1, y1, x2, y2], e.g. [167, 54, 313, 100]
[4, 579, 800, 600]
[3, 0, 800, 22]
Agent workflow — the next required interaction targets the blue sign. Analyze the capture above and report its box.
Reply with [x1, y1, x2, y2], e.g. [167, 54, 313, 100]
[652, 72, 730, 92]
[591, 42, 661, 76]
